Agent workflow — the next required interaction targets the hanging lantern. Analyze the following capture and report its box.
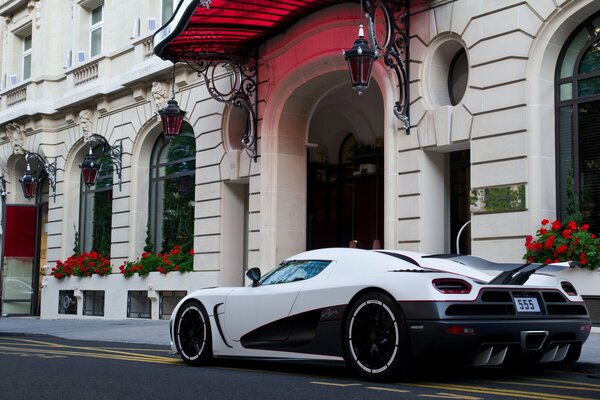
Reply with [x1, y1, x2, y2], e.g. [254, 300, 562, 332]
[159, 98, 186, 139]
[20, 162, 37, 199]
[344, 23, 376, 95]
[81, 146, 100, 186]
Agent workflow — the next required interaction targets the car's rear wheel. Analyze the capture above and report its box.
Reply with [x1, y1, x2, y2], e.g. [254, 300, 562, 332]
[174, 300, 212, 365]
[343, 292, 409, 381]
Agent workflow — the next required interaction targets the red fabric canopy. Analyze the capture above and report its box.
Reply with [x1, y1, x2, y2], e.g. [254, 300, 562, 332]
[154, 0, 343, 61]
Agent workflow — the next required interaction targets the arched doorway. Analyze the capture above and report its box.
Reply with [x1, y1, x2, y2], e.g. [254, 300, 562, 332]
[306, 73, 384, 250]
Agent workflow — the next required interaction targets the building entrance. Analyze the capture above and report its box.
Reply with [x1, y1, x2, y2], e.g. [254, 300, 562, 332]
[305, 79, 384, 251]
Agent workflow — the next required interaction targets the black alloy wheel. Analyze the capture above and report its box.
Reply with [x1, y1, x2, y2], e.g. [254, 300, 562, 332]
[343, 292, 409, 380]
[174, 301, 212, 365]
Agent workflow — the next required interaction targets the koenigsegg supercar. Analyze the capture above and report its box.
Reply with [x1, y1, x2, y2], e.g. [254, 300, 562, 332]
[169, 248, 592, 380]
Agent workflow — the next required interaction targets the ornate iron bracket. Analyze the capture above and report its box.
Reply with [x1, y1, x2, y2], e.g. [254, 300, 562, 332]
[26, 152, 58, 202]
[84, 134, 123, 190]
[364, 0, 410, 131]
[180, 52, 258, 161]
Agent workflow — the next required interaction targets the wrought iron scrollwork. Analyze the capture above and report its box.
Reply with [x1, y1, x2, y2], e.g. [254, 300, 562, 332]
[25, 152, 58, 202]
[364, 0, 410, 131]
[84, 134, 123, 190]
[180, 51, 258, 161]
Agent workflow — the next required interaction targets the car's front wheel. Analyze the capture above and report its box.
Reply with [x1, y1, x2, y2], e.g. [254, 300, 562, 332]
[174, 300, 212, 365]
[343, 292, 409, 381]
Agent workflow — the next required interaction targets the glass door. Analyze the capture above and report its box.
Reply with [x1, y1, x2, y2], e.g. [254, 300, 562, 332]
[1, 205, 38, 315]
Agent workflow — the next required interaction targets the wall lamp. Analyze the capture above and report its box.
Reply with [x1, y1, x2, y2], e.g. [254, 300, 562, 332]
[158, 64, 186, 140]
[0, 175, 7, 199]
[20, 152, 57, 202]
[344, 0, 410, 131]
[80, 134, 123, 189]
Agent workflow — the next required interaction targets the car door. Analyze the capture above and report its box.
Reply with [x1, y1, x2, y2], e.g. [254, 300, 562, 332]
[223, 281, 304, 342]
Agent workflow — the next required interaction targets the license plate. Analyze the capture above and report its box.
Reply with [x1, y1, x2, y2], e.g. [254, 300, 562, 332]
[514, 297, 541, 312]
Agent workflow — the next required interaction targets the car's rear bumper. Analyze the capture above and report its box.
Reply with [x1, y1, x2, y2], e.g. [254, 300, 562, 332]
[406, 318, 591, 367]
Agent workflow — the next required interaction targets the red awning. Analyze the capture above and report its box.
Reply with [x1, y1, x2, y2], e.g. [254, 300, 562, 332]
[154, 0, 344, 61]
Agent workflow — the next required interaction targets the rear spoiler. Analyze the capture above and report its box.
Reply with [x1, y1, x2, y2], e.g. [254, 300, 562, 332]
[423, 254, 570, 285]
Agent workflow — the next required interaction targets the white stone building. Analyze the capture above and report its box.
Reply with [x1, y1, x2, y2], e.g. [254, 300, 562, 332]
[0, 0, 598, 321]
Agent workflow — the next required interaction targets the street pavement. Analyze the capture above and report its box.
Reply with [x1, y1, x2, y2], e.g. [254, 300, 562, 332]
[0, 316, 598, 365]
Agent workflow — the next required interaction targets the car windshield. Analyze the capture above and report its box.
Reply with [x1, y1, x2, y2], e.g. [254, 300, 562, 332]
[260, 260, 331, 285]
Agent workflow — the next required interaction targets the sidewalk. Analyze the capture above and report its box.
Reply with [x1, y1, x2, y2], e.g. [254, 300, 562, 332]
[0, 317, 598, 365]
[0, 316, 170, 346]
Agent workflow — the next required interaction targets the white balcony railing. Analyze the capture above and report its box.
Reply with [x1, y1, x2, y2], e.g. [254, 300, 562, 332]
[5, 85, 27, 107]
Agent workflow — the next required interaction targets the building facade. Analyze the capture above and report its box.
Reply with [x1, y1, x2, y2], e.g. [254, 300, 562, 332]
[0, 0, 599, 320]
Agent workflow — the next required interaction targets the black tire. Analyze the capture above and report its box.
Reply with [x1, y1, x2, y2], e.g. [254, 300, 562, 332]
[174, 301, 212, 365]
[343, 292, 409, 381]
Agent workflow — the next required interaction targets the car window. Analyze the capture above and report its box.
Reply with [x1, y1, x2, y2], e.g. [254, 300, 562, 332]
[260, 260, 331, 285]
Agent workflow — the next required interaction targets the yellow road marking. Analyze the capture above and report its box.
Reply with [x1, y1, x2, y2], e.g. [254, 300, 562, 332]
[311, 382, 362, 387]
[409, 382, 595, 400]
[0, 337, 177, 362]
[512, 376, 600, 389]
[0, 338, 172, 353]
[493, 379, 600, 393]
[0, 344, 180, 365]
[418, 393, 482, 399]
[367, 386, 410, 393]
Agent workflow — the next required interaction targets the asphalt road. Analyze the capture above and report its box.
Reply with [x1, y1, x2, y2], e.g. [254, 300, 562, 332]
[1, 336, 599, 400]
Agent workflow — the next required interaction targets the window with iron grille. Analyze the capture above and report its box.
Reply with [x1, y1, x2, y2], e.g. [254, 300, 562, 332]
[127, 291, 151, 319]
[83, 290, 105, 316]
[159, 291, 186, 320]
[58, 290, 77, 315]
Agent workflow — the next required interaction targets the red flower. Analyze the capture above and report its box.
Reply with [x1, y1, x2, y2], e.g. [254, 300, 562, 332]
[580, 252, 587, 265]
[581, 224, 590, 231]
[541, 219, 549, 225]
[556, 245, 568, 254]
[552, 220, 562, 230]
[189, 249, 194, 255]
[539, 228, 547, 235]
[544, 258, 552, 265]
[526, 235, 533, 243]
[544, 236, 555, 249]
[562, 229, 572, 239]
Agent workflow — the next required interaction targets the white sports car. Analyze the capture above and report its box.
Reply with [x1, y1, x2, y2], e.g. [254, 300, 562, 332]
[169, 248, 592, 380]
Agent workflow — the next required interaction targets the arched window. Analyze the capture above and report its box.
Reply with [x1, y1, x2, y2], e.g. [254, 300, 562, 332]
[556, 13, 600, 233]
[149, 127, 195, 253]
[79, 145, 113, 256]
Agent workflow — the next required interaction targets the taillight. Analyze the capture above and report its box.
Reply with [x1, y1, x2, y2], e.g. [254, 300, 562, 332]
[432, 278, 472, 294]
[561, 281, 578, 296]
[447, 326, 476, 335]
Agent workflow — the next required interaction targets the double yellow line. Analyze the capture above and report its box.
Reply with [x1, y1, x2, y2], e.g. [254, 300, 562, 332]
[0, 337, 181, 365]
[312, 376, 600, 400]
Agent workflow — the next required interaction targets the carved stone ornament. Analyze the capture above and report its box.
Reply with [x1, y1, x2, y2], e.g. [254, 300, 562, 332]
[151, 81, 168, 111]
[6, 122, 25, 155]
[79, 109, 94, 140]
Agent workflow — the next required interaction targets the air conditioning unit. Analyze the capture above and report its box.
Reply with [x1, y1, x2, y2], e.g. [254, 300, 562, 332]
[147, 18, 157, 32]
[130, 18, 140, 39]
[64, 50, 73, 69]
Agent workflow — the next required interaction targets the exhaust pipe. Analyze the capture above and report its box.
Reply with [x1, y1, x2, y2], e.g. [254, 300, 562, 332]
[520, 330, 548, 352]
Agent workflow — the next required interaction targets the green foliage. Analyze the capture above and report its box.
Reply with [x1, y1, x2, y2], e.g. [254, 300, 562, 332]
[72, 225, 80, 256]
[144, 223, 153, 253]
[471, 185, 526, 212]
[565, 169, 583, 224]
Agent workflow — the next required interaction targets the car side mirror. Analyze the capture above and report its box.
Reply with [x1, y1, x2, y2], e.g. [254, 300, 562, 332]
[246, 267, 261, 287]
